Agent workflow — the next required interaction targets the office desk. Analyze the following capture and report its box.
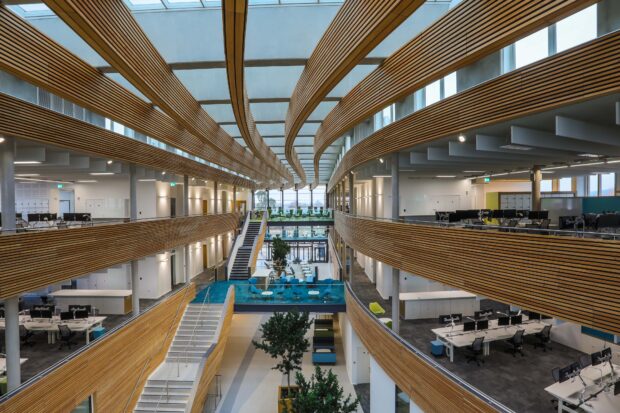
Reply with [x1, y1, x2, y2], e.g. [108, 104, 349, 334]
[399, 290, 479, 320]
[545, 363, 620, 413]
[0, 358, 27, 375]
[50, 289, 132, 315]
[0, 316, 106, 345]
[432, 317, 548, 362]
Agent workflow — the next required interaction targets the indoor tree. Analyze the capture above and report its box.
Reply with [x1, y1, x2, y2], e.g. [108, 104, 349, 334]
[287, 366, 360, 413]
[252, 310, 313, 389]
[271, 235, 291, 274]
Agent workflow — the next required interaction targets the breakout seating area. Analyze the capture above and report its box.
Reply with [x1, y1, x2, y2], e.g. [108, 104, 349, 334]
[312, 316, 337, 365]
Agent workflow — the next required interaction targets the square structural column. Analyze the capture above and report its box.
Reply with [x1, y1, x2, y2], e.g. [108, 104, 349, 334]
[391, 152, 400, 334]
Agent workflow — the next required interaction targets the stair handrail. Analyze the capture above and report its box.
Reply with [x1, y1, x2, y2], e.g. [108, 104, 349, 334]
[123, 283, 194, 413]
[226, 212, 251, 278]
[184, 285, 235, 412]
[247, 213, 267, 277]
[183, 283, 212, 365]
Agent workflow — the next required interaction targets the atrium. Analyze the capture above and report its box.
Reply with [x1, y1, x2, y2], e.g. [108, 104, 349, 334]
[0, 1, 619, 412]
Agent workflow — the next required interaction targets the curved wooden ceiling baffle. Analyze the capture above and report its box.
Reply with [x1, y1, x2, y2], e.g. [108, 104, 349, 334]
[283, 0, 426, 184]
[0, 213, 239, 298]
[337, 213, 620, 336]
[313, 0, 597, 183]
[42, 0, 282, 186]
[0, 6, 260, 184]
[222, 0, 294, 187]
[0, 92, 254, 188]
[328, 31, 620, 190]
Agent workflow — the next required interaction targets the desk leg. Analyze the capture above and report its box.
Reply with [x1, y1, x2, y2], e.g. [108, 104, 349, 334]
[483, 342, 490, 356]
[558, 399, 563, 413]
[448, 344, 454, 363]
[85, 328, 90, 345]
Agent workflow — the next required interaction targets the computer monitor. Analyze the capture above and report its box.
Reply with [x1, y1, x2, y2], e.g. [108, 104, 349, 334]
[601, 347, 612, 361]
[69, 305, 92, 314]
[498, 316, 510, 326]
[559, 362, 580, 383]
[74, 310, 89, 319]
[591, 351, 603, 366]
[510, 315, 522, 325]
[503, 209, 517, 218]
[476, 320, 489, 331]
[60, 311, 74, 321]
[463, 321, 476, 332]
[31, 309, 52, 319]
[451, 313, 462, 322]
[614, 381, 620, 396]
[528, 311, 541, 321]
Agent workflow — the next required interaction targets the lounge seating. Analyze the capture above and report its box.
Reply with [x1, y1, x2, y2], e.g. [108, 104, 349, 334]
[369, 302, 386, 316]
[248, 278, 263, 295]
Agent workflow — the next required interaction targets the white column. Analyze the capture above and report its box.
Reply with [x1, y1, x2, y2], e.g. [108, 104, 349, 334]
[183, 175, 190, 284]
[5, 297, 21, 391]
[214, 182, 219, 214]
[233, 185, 237, 213]
[391, 152, 400, 334]
[370, 356, 395, 413]
[129, 164, 140, 316]
[251, 189, 255, 211]
[1, 136, 16, 232]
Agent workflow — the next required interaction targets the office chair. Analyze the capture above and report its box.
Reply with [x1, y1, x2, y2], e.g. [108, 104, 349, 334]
[579, 354, 592, 369]
[507, 329, 525, 357]
[551, 367, 560, 382]
[58, 325, 77, 350]
[533, 325, 552, 352]
[19, 325, 34, 346]
[466, 337, 485, 366]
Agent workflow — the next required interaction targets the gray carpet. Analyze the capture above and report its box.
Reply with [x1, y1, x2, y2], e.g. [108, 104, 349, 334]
[348, 259, 586, 413]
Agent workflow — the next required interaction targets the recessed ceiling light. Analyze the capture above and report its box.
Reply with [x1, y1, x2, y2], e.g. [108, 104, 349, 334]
[578, 153, 601, 158]
[77, 180, 97, 183]
[89, 172, 115, 176]
[570, 161, 605, 168]
[458, 134, 466, 143]
[14, 161, 42, 165]
[162, 171, 166, 175]
[436, 175, 456, 178]
[606, 159, 620, 164]
[139, 179, 156, 182]
[491, 172, 509, 177]
[15, 173, 40, 177]
[500, 144, 533, 151]
[463, 170, 484, 173]
[0, 137, 5, 143]
[107, 160, 113, 164]
[542, 165, 568, 170]
[378, 158, 384, 164]
[372, 175, 391, 178]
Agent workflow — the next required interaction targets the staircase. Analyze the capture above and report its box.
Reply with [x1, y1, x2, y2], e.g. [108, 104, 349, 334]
[229, 221, 262, 280]
[134, 303, 223, 413]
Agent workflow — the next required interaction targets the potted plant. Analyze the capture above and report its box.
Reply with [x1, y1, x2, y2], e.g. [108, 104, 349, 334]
[252, 310, 313, 413]
[271, 236, 291, 276]
[286, 366, 360, 413]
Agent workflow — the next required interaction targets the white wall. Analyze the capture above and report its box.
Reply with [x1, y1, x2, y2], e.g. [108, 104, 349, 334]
[550, 321, 620, 365]
[71, 178, 129, 218]
[137, 181, 157, 219]
[138, 253, 172, 299]
[339, 313, 371, 385]
[74, 264, 131, 290]
[400, 272, 456, 294]
[370, 356, 395, 413]
[375, 262, 393, 300]
[399, 175, 476, 216]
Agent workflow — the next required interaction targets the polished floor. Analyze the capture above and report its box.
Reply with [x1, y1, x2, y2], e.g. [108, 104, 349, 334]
[214, 313, 362, 413]
[348, 259, 586, 413]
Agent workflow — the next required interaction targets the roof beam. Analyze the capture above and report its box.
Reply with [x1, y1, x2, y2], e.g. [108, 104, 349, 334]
[284, 0, 425, 182]
[314, 0, 597, 184]
[43, 0, 281, 185]
[222, 0, 292, 186]
[555, 115, 620, 146]
[511, 126, 620, 156]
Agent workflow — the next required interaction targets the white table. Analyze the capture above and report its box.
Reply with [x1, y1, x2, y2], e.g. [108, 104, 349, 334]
[545, 363, 620, 413]
[251, 268, 272, 289]
[261, 291, 274, 299]
[400, 290, 479, 320]
[50, 289, 132, 315]
[0, 315, 106, 344]
[308, 290, 320, 299]
[432, 317, 548, 362]
[0, 358, 27, 375]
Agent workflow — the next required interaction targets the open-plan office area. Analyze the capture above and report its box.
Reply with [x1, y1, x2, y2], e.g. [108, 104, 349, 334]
[0, 0, 619, 412]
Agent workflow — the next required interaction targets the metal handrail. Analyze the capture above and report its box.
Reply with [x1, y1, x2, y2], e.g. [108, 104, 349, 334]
[345, 282, 514, 413]
[337, 211, 620, 240]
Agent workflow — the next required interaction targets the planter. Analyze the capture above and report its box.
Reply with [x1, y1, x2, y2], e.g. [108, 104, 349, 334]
[278, 385, 298, 413]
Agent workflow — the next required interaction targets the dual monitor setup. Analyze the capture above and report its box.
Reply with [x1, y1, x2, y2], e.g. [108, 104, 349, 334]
[440, 309, 551, 333]
[436, 209, 549, 223]
[0, 305, 92, 321]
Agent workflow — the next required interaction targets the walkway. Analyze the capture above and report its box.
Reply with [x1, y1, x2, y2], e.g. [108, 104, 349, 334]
[215, 313, 362, 413]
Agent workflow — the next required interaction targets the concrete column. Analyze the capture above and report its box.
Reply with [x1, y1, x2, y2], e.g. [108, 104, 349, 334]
[266, 188, 270, 210]
[214, 182, 219, 214]
[233, 186, 237, 213]
[372, 177, 378, 282]
[310, 187, 313, 208]
[1, 136, 16, 232]
[295, 184, 299, 209]
[391, 152, 400, 334]
[129, 165, 140, 316]
[183, 175, 189, 216]
[341, 181, 346, 213]
[348, 172, 355, 215]
[184, 244, 191, 284]
[531, 166, 542, 210]
[251, 189, 255, 211]
[5, 297, 20, 391]
[280, 188, 284, 210]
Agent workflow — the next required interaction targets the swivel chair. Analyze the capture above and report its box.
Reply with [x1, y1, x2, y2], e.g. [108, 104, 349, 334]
[19, 325, 34, 346]
[507, 329, 525, 357]
[466, 336, 485, 366]
[58, 325, 77, 350]
[533, 325, 552, 352]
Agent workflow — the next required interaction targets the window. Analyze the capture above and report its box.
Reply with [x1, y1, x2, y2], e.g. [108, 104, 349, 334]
[540, 180, 553, 192]
[601, 173, 615, 196]
[588, 174, 599, 197]
[71, 396, 93, 413]
[559, 177, 572, 192]
[515, 28, 548, 69]
[425, 79, 441, 106]
[556, 5, 597, 53]
[444, 72, 457, 98]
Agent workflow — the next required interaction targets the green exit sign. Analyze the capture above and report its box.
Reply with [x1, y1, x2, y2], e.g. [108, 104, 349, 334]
[484, 177, 491, 183]
[170, 182, 176, 187]
[57, 184, 63, 189]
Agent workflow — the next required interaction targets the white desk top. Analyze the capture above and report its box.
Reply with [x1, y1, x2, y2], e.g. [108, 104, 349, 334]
[251, 268, 271, 278]
[0, 358, 28, 374]
[400, 290, 477, 301]
[50, 289, 132, 298]
[0, 316, 106, 332]
[545, 363, 620, 413]
[432, 317, 547, 348]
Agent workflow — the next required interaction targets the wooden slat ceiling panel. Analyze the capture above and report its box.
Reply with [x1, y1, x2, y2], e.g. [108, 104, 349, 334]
[0, 6, 264, 182]
[0, 213, 241, 299]
[283, 0, 425, 183]
[42, 0, 284, 184]
[336, 213, 620, 336]
[328, 31, 620, 190]
[222, 0, 294, 186]
[0, 284, 195, 413]
[0, 92, 254, 188]
[313, 0, 597, 182]
[346, 289, 497, 412]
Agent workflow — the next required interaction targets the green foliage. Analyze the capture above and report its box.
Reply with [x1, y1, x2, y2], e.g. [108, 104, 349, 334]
[286, 366, 360, 413]
[271, 235, 291, 272]
[252, 310, 313, 387]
